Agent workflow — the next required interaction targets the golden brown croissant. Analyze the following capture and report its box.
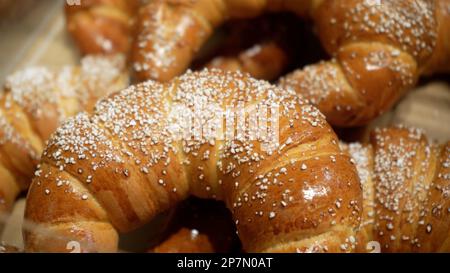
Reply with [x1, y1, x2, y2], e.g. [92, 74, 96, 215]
[0, 55, 128, 214]
[23, 69, 362, 253]
[131, 0, 450, 126]
[65, 0, 140, 55]
[341, 126, 450, 252]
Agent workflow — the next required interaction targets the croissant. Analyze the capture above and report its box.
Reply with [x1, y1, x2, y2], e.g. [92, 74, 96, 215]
[0, 55, 128, 214]
[65, 0, 140, 55]
[131, 0, 450, 126]
[65, 1, 301, 81]
[341, 126, 450, 252]
[23, 69, 362, 253]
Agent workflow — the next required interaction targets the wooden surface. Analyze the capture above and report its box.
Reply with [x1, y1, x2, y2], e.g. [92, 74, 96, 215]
[0, 0, 449, 251]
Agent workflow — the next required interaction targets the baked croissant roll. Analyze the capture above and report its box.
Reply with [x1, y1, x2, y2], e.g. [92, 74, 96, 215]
[65, 0, 140, 55]
[131, 0, 450, 127]
[342, 126, 450, 252]
[24, 69, 362, 253]
[0, 55, 128, 214]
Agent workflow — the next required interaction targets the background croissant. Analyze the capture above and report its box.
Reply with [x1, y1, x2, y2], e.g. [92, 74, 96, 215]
[0, 55, 128, 214]
[130, 0, 450, 127]
[342, 126, 450, 252]
[24, 69, 362, 253]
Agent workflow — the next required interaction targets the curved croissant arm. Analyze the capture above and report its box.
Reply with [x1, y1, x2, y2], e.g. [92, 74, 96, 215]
[24, 69, 362, 253]
[131, 0, 450, 126]
[342, 126, 450, 253]
[0, 55, 128, 214]
[65, 0, 140, 55]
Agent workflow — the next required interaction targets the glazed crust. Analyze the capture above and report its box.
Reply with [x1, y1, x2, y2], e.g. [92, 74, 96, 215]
[198, 13, 305, 81]
[24, 69, 362, 253]
[0, 242, 20, 253]
[423, 0, 450, 74]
